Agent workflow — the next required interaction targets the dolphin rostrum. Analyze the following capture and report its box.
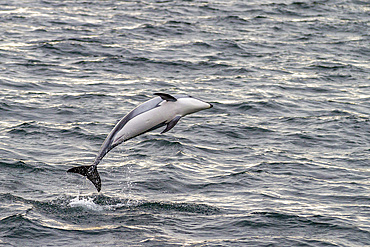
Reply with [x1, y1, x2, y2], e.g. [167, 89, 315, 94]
[67, 93, 213, 192]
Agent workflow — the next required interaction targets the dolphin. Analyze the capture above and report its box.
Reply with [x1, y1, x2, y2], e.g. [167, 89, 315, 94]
[67, 93, 213, 192]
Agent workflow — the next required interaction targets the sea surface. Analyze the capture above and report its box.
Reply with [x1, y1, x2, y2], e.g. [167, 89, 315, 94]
[0, 0, 369, 246]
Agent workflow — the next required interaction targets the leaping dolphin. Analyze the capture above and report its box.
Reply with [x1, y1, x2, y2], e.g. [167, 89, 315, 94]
[67, 93, 213, 192]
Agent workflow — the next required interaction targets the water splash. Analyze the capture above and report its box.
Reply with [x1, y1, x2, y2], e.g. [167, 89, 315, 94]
[125, 164, 134, 205]
[68, 195, 103, 211]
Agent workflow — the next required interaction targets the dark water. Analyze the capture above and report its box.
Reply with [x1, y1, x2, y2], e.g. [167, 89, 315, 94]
[1, 0, 369, 246]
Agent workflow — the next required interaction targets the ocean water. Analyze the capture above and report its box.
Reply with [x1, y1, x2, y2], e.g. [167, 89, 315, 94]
[0, 0, 369, 246]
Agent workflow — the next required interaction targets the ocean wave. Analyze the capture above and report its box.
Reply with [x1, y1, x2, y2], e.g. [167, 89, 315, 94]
[4, 121, 103, 142]
[0, 160, 46, 173]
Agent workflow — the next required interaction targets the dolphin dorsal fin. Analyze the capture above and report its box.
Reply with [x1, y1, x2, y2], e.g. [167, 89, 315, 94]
[154, 93, 177, 102]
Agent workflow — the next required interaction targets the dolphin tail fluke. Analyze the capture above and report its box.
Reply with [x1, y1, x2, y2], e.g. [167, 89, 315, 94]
[67, 165, 101, 192]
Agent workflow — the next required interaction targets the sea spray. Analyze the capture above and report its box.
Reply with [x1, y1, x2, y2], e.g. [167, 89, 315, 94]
[69, 195, 103, 211]
[124, 163, 138, 207]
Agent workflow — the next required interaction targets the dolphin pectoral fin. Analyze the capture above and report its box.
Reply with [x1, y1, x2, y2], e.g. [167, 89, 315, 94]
[67, 165, 101, 192]
[161, 116, 181, 134]
[154, 93, 177, 102]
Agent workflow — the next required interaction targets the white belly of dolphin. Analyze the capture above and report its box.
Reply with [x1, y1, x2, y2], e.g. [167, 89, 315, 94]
[112, 101, 178, 145]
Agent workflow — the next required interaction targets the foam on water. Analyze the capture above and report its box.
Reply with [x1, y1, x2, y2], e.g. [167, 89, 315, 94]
[68, 193, 140, 212]
[69, 195, 103, 211]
